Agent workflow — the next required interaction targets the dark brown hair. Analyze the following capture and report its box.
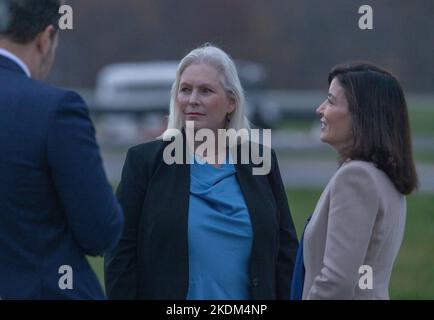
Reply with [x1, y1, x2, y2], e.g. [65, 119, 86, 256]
[0, 0, 60, 44]
[329, 61, 418, 195]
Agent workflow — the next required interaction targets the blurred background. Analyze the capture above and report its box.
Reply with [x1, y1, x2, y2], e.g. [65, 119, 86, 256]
[50, 0, 433, 299]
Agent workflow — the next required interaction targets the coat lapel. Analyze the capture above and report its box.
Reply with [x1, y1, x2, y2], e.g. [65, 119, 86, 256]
[232, 144, 277, 265]
[0, 54, 27, 75]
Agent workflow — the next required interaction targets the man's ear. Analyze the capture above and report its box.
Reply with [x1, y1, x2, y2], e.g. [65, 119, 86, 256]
[35, 25, 56, 56]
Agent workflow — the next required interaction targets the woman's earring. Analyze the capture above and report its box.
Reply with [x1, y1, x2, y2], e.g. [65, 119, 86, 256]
[226, 113, 231, 123]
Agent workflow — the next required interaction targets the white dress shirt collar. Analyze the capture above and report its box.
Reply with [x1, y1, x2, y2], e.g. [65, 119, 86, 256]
[0, 48, 31, 77]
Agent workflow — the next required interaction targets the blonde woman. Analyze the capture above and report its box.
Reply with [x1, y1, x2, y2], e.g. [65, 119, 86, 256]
[105, 44, 298, 299]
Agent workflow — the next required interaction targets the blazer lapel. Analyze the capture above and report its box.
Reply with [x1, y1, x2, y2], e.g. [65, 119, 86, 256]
[233, 144, 277, 265]
[140, 141, 190, 298]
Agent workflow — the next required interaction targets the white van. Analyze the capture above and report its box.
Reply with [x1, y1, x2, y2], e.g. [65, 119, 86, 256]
[95, 61, 178, 111]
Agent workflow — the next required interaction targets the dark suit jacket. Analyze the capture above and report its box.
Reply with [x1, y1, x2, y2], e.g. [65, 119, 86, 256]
[105, 137, 298, 299]
[0, 54, 124, 299]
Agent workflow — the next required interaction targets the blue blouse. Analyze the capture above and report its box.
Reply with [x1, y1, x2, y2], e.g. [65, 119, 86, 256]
[186, 153, 253, 300]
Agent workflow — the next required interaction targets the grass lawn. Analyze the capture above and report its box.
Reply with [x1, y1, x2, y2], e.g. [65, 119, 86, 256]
[390, 192, 434, 299]
[408, 104, 434, 136]
[88, 187, 433, 299]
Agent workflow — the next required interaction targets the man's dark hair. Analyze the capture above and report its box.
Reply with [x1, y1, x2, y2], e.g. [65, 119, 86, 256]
[328, 61, 418, 195]
[0, 0, 60, 44]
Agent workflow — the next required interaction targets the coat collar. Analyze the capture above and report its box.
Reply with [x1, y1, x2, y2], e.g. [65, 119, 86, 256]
[0, 51, 29, 76]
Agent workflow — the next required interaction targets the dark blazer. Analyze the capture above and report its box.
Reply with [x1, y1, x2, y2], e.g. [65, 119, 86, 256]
[0, 54, 124, 299]
[105, 136, 298, 299]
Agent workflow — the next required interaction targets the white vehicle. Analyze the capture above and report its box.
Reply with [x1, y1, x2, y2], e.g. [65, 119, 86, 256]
[95, 61, 178, 111]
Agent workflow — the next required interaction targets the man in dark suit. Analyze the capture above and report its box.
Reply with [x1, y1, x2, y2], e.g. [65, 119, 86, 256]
[0, 0, 124, 299]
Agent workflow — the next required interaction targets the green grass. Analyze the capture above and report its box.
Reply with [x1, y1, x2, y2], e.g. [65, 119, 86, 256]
[87, 256, 105, 291]
[408, 104, 434, 135]
[286, 188, 323, 234]
[88, 187, 434, 299]
[414, 151, 434, 164]
[389, 192, 434, 299]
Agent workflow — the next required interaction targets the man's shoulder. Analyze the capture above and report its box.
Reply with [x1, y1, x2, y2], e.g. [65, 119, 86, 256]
[26, 79, 84, 104]
[2, 71, 83, 106]
[1, 73, 87, 119]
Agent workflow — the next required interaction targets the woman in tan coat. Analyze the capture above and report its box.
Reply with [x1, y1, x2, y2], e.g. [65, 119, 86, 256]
[291, 62, 418, 300]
